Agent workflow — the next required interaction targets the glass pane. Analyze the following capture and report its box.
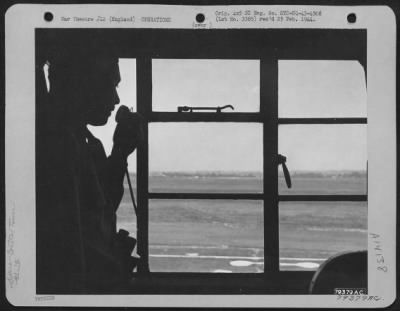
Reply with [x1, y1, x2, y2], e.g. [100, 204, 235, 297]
[149, 123, 263, 193]
[118, 58, 137, 112]
[279, 202, 367, 271]
[149, 200, 264, 272]
[278, 60, 367, 118]
[152, 59, 260, 112]
[278, 125, 367, 195]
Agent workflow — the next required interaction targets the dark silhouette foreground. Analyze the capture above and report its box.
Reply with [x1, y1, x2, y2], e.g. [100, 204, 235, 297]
[37, 48, 142, 294]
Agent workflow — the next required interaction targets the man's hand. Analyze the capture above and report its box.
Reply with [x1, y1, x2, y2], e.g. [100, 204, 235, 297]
[112, 110, 144, 159]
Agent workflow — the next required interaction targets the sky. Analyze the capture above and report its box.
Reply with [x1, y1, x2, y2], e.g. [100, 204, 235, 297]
[89, 59, 367, 173]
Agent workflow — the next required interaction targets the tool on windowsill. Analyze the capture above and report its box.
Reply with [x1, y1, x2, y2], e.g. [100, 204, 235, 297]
[177, 105, 234, 113]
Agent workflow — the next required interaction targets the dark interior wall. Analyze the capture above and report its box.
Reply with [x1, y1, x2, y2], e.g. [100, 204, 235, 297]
[36, 28, 366, 64]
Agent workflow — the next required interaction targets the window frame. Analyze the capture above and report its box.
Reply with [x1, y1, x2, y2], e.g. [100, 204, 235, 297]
[136, 57, 367, 276]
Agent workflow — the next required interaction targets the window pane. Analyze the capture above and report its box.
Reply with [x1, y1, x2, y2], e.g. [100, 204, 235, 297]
[149, 200, 264, 272]
[278, 125, 367, 195]
[118, 58, 137, 112]
[279, 202, 367, 271]
[152, 59, 260, 112]
[278, 60, 367, 118]
[149, 123, 263, 193]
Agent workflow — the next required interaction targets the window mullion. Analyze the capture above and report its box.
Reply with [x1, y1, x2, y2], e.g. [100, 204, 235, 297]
[279, 195, 367, 202]
[148, 193, 264, 200]
[261, 58, 279, 272]
[278, 118, 367, 125]
[148, 112, 263, 123]
[136, 57, 152, 274]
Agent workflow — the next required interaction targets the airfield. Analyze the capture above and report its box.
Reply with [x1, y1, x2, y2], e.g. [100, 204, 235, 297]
[117, 173, 367, 272]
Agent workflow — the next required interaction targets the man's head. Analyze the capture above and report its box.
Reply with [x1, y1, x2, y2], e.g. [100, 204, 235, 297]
[82, 56, 121, 126]
[48, 49, 121, 126]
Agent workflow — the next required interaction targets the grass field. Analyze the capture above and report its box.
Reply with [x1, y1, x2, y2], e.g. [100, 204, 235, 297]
[117, 173, 367, 273]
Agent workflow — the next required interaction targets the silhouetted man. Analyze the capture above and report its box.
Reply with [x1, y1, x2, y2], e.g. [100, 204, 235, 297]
[36, 48, 142, 294]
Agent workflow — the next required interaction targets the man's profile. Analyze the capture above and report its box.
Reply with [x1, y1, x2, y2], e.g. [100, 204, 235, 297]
[36, 47, 142, 294]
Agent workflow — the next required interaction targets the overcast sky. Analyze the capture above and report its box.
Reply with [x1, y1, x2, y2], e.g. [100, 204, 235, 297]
[89, 59, 367, 172]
